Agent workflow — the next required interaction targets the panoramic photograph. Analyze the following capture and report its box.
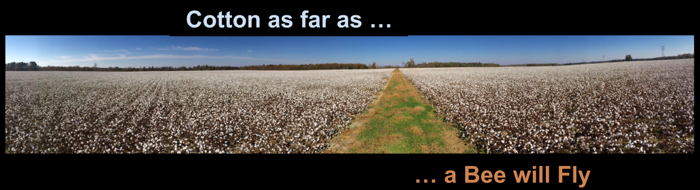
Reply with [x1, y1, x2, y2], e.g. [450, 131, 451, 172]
[4, 35, 694, 154]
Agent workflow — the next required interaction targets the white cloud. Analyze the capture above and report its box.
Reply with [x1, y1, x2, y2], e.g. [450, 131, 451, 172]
[59, 56, 71, 59]
[133, 48, 141, 50]
[44, 54, 286, 64]
[247, 50, 253, 53]
[103, 49, 131, 54]
[171, 46, 218, 51]
[152, 46, 219, 51]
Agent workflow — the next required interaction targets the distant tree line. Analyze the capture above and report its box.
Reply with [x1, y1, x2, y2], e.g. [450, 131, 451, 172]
[403, 59, 500, 68]
[526, 63, 558, 66]
[5, 62, 401, 71]
[561, 53, 694, 66]
[504, 63, 559, 67]
[5, 62, 40, 71]
[239, 63, 370, 70]
[627, 53, 693, 61]
[402, 58, 500, 68]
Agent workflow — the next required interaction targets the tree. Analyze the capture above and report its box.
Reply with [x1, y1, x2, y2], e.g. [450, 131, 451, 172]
[408, 58, 415, 68]
[625, 54, 633, 61]
[371, 62, 377, 69]
[17, 62, 28, 71]
[29, 61, 38, 71]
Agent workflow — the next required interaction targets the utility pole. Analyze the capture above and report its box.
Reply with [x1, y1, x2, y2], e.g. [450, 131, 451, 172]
[661, 46, 665, 57]
[603, 55, 605, 61]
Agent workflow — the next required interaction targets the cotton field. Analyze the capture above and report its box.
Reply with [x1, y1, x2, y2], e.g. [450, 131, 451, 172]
[402, 59, 694, 154]
[5, 69, 393, 154]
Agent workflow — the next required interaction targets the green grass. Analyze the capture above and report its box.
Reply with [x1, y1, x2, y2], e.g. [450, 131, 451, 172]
[345, 69, 476, 153]
[356, 98, 439, 151]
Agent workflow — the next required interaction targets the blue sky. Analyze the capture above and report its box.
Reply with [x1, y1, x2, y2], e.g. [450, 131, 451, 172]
[5, 35, 694, 67]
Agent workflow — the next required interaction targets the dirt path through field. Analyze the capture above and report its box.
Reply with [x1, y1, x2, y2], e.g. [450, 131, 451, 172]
[324, 69, 476, 153]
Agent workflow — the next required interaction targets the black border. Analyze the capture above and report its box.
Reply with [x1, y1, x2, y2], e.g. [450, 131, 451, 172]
[6, 3, 695, 189]
[7, 3, 694, 35]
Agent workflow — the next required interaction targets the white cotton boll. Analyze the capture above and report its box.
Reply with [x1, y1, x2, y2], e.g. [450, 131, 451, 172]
[401, 60, 693, 154]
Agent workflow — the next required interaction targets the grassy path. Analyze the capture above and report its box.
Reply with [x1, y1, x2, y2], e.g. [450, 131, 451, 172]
[325, 69, 477, 153]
